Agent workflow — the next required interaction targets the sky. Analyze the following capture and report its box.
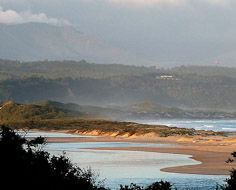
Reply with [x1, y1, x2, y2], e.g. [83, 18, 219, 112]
[0, 0, 236, 67]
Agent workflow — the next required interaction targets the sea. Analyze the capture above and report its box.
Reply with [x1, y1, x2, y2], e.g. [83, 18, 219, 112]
[131, 119, 236, 132]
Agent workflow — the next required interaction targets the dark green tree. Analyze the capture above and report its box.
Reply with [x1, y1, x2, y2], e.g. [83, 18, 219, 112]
[219, 152, 236, 190]
[0, 126, 172, 190]
[0, 126, 107, 190]
[120, 181, 172, 190]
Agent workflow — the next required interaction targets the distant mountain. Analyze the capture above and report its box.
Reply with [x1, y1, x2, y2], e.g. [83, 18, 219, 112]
[0, 23, 144, 64]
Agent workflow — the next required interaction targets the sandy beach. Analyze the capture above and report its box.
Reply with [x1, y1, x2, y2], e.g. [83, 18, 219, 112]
[45, 133, 236, 175]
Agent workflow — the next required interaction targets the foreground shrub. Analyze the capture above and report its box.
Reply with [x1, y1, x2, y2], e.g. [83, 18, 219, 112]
[0, 126, 106, 190]
[0, 126, 172, 190]
[120, 181, 172, 190]
[220, 152, 236, 190]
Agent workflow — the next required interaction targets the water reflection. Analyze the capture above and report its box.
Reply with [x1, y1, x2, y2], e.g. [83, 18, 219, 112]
[46, 142, 226, 190]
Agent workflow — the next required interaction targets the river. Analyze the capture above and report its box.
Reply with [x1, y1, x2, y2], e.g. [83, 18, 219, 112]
[22, 130, 228, 190]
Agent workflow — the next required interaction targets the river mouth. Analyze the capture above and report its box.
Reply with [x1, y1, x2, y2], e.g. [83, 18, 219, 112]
[46, 144, 226, 190]
[18, 130, 228, 189]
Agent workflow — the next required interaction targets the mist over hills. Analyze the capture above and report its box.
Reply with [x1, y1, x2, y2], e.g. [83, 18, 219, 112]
[0, 23, 145, 64]
[0, 59, 235, 113]
[1, 22, 236, 67]
[1, 100, 235, 122]
[0, 22, 235, 112]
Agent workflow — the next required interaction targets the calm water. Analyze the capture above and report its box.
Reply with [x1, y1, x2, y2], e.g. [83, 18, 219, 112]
[133, 119, 236, 132]
[17, 130, 97, 138]
[45, 143, 226, 190]
[20, 127, 229, 190]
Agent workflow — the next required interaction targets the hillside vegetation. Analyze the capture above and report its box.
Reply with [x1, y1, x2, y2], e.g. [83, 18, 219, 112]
[0, 101, 82, 121]
[1, 101, 235, 122]
[0, 59, 235, 111]
[0, 59, 154, 80]
[2, 117, 220, 138]
[170, 65, 236, 78]
[0, 101, 230, 138]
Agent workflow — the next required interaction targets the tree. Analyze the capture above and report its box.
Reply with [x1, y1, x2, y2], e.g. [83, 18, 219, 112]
[0, 126, 172, 190]
[0, 126, 107, 190]
[119, 181, 172, 190]
[220, 152, 236, 190]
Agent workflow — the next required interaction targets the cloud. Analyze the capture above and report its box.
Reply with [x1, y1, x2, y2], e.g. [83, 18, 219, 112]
[101, 0, 232, 7]
[95, 0, 184, 7]
[0, 6, 70, 25]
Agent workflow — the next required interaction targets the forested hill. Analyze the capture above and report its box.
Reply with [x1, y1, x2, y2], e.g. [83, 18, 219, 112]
[0, 59, 155, 80]
[0, 59, 235, 112]
[1, 59, 236, 80]
[170, 66, 236, 78]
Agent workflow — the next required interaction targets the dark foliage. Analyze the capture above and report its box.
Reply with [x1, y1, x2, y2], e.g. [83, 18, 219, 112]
[220, 152, 236, 190]
[120, 181, 172, 190]
[0, 59, 236, 110]
[146, 181, 172, 190]
[0, 126, 172, 190]
[0, 126, 106, 190]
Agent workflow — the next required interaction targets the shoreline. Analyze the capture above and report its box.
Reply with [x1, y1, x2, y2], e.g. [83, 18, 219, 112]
[17, 126, 236, 176]
[91, 146, 234, 175]
[43, 133, 236, 176]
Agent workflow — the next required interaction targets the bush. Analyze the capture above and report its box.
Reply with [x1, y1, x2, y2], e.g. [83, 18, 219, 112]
[0, 126, 172, 190]
[219, 152, 236, 190]
[120, 181, 172, 190]
[0, 126, 107, 190]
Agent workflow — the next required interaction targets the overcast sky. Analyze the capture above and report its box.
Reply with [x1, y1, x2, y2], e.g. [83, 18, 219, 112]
[0, 0, 236, 67]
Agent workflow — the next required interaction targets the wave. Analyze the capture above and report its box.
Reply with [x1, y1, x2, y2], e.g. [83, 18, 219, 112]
[221, 127, 236, 131]
[202, 125, 214, 128]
